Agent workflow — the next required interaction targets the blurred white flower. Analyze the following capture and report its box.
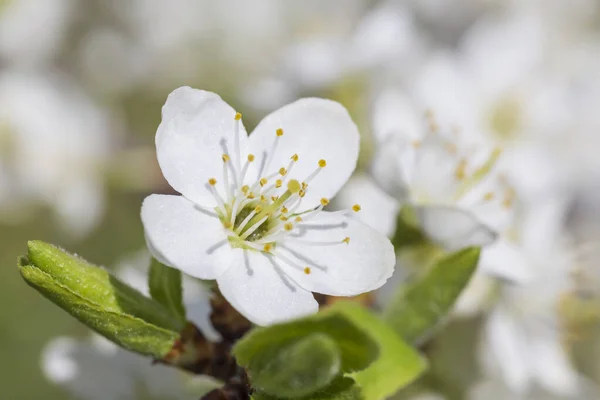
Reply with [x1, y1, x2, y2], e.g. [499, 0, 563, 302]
[142, 86, 395, 326]
[478, 200, 583, 396]
[41, 250, 219, 400]
[0, 71, 115, 236]
[369, 89, 512, 253]
[0, 0, 73, 65]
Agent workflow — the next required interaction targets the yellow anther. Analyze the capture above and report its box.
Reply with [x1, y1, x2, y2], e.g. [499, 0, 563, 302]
[254, 205, 263, 213]
[483, 192, 495, 201]
[342, 237, 350, 245]
[284, 222, 293, 231]
[295, 216, 303, 222]
[281, 206, 288, 214]
[291, 154, 299, 162]
[320, 198, 329, 206]
[279, 167, 287, 176]
[234, 112, 242, 121]
[260, 178, 268, 187]
[241, 185, 249, 193]
[318, 159, 327, 168]
[301, 182, 308, 190]
[247, 192, 255, 199]
[352, 204, 361, 212]
[287, 179, 301, 194]
[304, 267, 311, 275]
[208, 178, 217, 186]
[276, 128, 284, 136]
[271, 195, 279, 201]
[223, 221, 232, 229]
[280, 215, 288, 221]
[429, 121, 440, 133]
[275, 179, 283, 188]
[222, 154, 230, 163]
[299, 190, 306, 198]
[247, 154, 255, 162]
[411, 140, 421, 148]
[455, 159, 468, 180]
[263, 243, 273, 252]
[260, 195, 266, 202]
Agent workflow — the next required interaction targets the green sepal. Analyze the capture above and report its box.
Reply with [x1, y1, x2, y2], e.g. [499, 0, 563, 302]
[383, 247, 481, 344]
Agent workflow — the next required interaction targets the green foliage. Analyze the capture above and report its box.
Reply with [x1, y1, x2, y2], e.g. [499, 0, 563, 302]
[148, 258, 186, 322]
[234, 307, 378, 398]
[249, 333, 341, 398]
[19, 241, 184, 358]
[392, 206, 426, 249]
[333, 303, 428, 399]
[252, 377, 363, 400]
[383, 247, 481, 345]
[237, 302, 429, 399]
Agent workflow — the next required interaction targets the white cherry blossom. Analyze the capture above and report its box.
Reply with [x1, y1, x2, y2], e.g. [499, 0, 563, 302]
[142, 86, 395, 326]
[369, 89, 513, 253]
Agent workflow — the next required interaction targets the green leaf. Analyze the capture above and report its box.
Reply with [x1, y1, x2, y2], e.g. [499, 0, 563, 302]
[234, 311, 378, 375]
[250, 333, 341, 398]
[148, 258, 186, 322]
[382, 247, 481, 344]
[252, 377, 363, 400]
[19, 241, 185, 358]
[329, 302, 428, 399]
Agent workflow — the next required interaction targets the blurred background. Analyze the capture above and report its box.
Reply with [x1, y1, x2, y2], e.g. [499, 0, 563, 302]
[2, 0, 600, 399]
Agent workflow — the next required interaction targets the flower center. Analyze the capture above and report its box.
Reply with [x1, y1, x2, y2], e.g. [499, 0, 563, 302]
[206, 112, 359, 255]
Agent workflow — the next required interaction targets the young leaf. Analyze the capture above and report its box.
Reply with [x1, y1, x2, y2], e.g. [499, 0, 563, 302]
[252, 377, 362, 400]
[19, 241, 185, 358]
[148, 257, 186, 322]
[382, 247, 481, 344]
[331, 302, 428, 399]
[234, 311, 378, 375]
[250, 333, 341, 398]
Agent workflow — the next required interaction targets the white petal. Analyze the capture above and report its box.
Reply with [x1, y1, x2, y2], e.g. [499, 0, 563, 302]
[217, 250, 318, 326]
[249, 98, 359, 209]
[415, 205, 497, 251]
[370, 134, 413, 201]
[278, 211, 395, 296]
[479, 239, 534, 283]
[530, 332, 580, 396]
[141, 194, 234, 280]
[485, 307, 532, 395]
[156, 86, 251, 206]
[333, 173, 400, 237]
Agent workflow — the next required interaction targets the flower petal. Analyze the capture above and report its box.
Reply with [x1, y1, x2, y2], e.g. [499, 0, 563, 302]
[479, 239, 534, 283]
[370, 134, 413, 201]
[249, 98, 359, 209]
[156, 86, 251, 207]
[415, 205, 497, 251]
[277, 211, 395, 296]
[141, 194, 234, 280]
[530, 331, 580, 396]
[333, 173, 400, 238]
[484, 307, 532, 394]
[217, 250, 318, 326]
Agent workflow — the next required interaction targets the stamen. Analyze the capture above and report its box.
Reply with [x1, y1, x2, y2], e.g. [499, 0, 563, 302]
[455, 159, 467, 180]
[320, 198, 329, 206]
[304, 267, 311, 275]
[263, 128, 284, 175]
[240, 215, 269, 240]
[235, 205, 262, 235]
[207, 178, 227, 214]
[352, 204, 361, 212]
[222, 154, 232, 197]
[304, 159, 327, 185]
[239, 154, 254, 186]
[483, 192, 495, 201]
[234, 113, 242, 176]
